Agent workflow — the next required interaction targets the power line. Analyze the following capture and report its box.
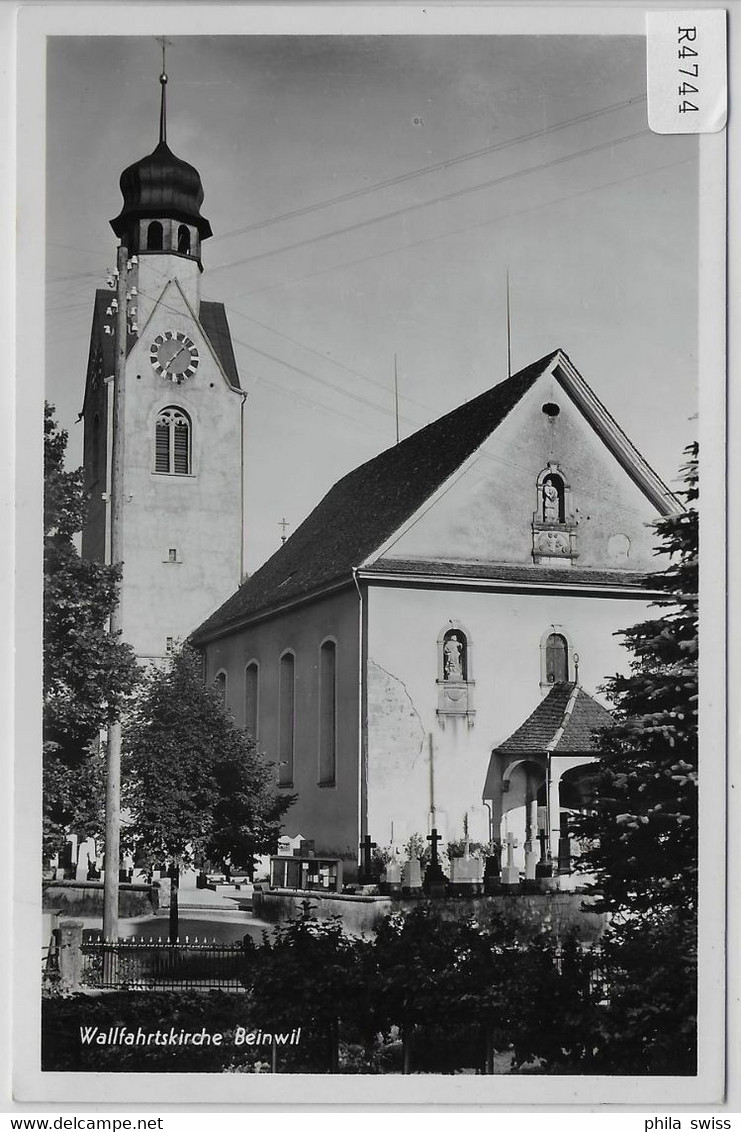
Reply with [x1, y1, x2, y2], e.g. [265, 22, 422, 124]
[131, 283, 667, 520]
[200, 294, 435, 414]
[209, 95, 647, 245]
[210, 129, 652, 285]
[228, 154, 695, 301]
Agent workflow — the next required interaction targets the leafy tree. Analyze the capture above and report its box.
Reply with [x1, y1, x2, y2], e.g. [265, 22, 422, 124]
[43, 404, 138, 859]
[122, 644, 293, 938]
[572, 443, 698, 1074]
[249, 908, 363, 1072]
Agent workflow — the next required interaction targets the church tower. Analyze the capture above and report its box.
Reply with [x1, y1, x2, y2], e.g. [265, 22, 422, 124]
[81, 66, 245, 663]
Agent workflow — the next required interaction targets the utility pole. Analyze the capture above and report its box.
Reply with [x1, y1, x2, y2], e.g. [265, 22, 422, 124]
[102, 243, 129, 948]
[505, 267, 512, 378]
[394, 354, 400, 445]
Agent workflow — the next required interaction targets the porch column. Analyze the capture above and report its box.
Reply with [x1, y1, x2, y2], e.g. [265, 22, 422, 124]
[548, 759, 562, 861]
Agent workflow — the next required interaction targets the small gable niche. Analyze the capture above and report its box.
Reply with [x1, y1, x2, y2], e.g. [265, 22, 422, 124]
[436, 622, 475, 727]
[532, 462, 578, 564]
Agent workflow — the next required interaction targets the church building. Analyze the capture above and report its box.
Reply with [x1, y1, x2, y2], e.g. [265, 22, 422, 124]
[191, 348, 680, 880]
[80, 71, 245, 663]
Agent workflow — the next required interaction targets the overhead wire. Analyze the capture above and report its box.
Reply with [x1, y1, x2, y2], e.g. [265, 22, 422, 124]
[209, 128, 653, 284]
[209, 94, 647, 245]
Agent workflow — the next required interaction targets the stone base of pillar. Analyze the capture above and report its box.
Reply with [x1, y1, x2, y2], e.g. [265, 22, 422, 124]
[501, 865, 520, 885]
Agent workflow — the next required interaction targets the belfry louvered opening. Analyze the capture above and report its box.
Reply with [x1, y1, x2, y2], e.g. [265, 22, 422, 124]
[155, 407, 192, 475]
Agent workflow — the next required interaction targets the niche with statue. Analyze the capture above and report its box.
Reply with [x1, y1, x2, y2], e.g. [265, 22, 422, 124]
[532, 463, 578, 563]
[436, 622, 475, 726]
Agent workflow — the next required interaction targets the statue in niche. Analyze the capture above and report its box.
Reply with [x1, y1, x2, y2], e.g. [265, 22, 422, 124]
[444, 634, 464, 681]
[543, 481, 560, 523]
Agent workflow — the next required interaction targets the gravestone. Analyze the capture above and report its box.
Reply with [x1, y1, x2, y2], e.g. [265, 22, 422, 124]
[450, 855, 483, 886]
[483, 843, 502, 894]
[359, 834, 377, 883]
[524, 838, 538, 881]
[423, 827, 449, 895]
[402, 852, 423, 891]
[75, 839, 95, 882]
[501, 833, 520, 885]
[535, 828, 554, 879]
[382, 859, 402, 891]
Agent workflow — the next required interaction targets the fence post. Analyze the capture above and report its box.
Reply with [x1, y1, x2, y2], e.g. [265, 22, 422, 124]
[58, 919, 84, 991]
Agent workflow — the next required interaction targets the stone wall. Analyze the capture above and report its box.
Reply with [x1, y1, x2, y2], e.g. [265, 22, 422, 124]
[42, 880, 158, 919]
[252, 887, 604, 943]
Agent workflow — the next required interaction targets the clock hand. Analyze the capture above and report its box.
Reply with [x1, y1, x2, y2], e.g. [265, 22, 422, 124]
[165, 345, 189, 372]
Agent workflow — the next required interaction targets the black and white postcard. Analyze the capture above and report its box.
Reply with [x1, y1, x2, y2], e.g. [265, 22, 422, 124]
[8, 1, 734, 1111]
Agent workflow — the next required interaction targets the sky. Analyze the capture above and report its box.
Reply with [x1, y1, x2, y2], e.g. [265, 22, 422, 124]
[46, 34, 699, 575]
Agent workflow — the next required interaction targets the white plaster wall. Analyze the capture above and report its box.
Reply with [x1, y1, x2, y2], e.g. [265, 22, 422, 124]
[135, 255, 200, 332]
[380, 369, 664, 571]
[201, 587, 361, 866]
[365, 583, 654, 851]
[119, 281, 243, 660]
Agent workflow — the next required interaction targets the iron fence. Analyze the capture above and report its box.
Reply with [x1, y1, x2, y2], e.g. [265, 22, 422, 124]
[80, 936, 251, 991]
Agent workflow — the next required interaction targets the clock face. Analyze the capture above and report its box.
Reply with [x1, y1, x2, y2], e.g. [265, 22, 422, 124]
[150, 331, 199, 382]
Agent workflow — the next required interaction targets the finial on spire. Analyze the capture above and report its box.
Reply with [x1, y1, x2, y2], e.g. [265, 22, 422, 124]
[156, 37, 172, 145]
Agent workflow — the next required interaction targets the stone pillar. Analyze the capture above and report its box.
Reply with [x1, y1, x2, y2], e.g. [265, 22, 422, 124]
[501, 833, 520, 885]
[524, 798, 538, 879]
[549, 765, 562, 862]
[58, 919, 84, 991]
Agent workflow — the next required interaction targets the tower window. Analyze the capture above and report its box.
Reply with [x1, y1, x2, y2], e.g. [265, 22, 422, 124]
[318, 641, 337, 786]
[245, 662, 259, 739]
[147, 221, 164, 251]
[154, 407, 191, 475]
[278, 652, 295, 787]
[545, 633, 569, 683]
[168, 548, 177, 562]
[177, 225, 191, 254]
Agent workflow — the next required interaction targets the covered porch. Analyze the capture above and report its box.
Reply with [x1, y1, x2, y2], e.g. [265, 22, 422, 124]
[482, 682, 610, 886]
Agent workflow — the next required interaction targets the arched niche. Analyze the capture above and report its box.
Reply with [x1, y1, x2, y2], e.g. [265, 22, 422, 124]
[436, 621, 475, 727]
[532, 462, 578, 563]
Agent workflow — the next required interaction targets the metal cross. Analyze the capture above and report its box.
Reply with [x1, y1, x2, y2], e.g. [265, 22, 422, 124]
[426, 827, 443, 865]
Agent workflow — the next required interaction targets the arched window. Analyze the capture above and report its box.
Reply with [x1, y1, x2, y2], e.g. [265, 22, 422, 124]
[177, 225, 191, 254]
[213, 670, 227, 707]
[154, 407, 191, 475]
[244, 662, 259, 739]
[542, 473, 565, 523]
[278, 652, 295, 787]
[147, 221, 164, 251]
[545, 633, 569, 683]
[318, 640, 337, 786]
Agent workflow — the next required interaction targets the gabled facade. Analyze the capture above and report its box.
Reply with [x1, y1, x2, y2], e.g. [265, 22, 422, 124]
[81, 75, 245, 663]
[192, 349, 679, 879]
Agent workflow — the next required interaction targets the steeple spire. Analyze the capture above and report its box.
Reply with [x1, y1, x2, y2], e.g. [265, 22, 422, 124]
[157, 36, 170, 145]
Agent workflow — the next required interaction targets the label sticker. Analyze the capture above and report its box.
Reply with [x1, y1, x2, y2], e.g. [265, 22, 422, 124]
[647, 10, 727, 133]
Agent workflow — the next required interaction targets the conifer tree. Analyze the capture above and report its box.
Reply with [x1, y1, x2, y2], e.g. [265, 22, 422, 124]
[574, 444, 698, 919]
[573, 444, 698, 1074]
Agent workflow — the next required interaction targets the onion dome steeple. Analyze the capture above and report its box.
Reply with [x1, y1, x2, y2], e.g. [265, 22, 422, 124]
[110, 63, 212, 261]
